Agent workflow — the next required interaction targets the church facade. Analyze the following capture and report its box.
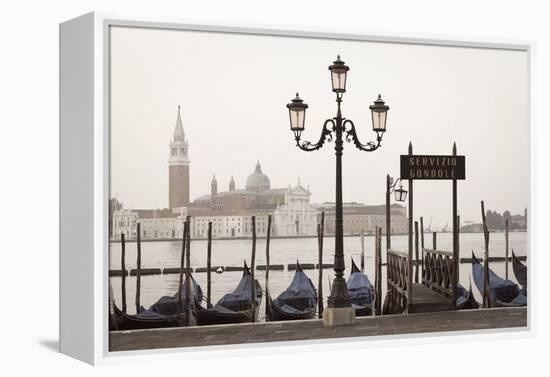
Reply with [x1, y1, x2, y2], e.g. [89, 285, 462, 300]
[188, 161, 319, 238]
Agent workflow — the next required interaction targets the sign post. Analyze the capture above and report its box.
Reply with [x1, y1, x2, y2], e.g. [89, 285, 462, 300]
[452, 143, 458, 310]
[400, 143, 465, 310]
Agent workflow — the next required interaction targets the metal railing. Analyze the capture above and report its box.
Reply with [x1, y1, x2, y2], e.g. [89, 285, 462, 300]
[385, 249, 411, 313]
[422, 248, 455, 298]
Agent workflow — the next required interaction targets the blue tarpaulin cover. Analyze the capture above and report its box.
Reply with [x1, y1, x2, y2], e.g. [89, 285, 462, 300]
[347, 260, 374, 309]
[272, 264, 317, 314]
[210, 262, 262, 314]
[472, 252, 521, 303]
[148, 275, 203, 315]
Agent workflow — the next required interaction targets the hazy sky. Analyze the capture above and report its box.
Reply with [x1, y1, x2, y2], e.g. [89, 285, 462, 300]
[110, 26, 529, 229]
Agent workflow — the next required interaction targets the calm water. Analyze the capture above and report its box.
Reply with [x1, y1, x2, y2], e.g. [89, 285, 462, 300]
[109, 232, 527, 320]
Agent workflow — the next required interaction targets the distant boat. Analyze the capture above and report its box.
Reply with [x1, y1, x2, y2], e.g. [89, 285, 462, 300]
[347, 258, 375, 316]
[196, 261, 262, 325]
[471, 251, 526, 307]
[267, 261, 317, 321]
[512, 250, 527, 287]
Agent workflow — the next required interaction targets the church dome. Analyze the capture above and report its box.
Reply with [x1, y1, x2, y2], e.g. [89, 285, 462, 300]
[246, 161, 271, 192]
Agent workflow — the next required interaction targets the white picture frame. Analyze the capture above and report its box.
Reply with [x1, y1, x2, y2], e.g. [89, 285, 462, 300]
[60, 11, 535, 365]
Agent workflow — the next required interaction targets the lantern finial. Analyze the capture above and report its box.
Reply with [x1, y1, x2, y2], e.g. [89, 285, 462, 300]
[287, 92, 308, 131]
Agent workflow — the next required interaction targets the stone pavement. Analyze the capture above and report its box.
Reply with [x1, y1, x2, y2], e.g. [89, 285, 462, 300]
[109, 307, 527, 352]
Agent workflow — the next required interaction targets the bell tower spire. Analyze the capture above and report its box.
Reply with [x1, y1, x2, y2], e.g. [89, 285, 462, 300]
[173, 105, 185, 142]
[169, 106, 190, 210]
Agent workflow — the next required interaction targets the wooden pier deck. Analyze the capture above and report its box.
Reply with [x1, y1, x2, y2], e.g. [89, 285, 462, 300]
[409, 284, 453, 313]
[109, 307, 527, 352]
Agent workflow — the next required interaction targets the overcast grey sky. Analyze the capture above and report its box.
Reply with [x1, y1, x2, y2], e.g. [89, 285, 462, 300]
[110, 26, 529, 229]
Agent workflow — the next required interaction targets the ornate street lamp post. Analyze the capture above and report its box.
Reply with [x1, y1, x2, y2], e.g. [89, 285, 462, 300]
[286, 56, 390, 325]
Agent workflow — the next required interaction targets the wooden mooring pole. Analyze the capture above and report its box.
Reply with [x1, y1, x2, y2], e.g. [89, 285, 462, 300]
[360, 228, 365, 272]
[505, 219, 509, 280]
[265, 215, 272, 319]
[414, 221, 419, 283]
[456, 214, 461, 311]
[185, 217, 192, 326]
[375, 226, 382, 315]
[457, 215, 461, 263]
[206, 221, 213, 308]
[481, 201, 491, 308]
[432, 231, 437, 250]
[120, 233, 127, 314]
[177, 220, 188, 325]
[317, 212, 325, 319]
[135, 222, 142, 314]
[420, 217, 425, 279]
[250, 216, 257, 322]
[374, 227, 379, 314]
[386, 174, 392, 251]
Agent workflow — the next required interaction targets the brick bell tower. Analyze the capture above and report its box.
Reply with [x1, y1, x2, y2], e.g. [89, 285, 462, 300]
[169, 106, 190, 210]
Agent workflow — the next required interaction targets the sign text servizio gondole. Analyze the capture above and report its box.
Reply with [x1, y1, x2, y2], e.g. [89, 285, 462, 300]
[400, 155, 465, 180]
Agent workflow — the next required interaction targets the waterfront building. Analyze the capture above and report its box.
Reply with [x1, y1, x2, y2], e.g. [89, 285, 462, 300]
[111, 208, 138, 239]
[510, 214, 527, 229]
[192, 161, 286, 211]
[112, 208, 186, 240]
[135, 209, 186, 239]
[317, 202, 408, 235]
[190, 162, 319, 237]
[460, 222, 484, 233]
[273, 180, 318, 236]
[187, 210, 272, 238]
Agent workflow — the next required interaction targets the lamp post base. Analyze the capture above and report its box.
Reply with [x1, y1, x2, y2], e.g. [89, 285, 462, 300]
[323, 307, 356, 327]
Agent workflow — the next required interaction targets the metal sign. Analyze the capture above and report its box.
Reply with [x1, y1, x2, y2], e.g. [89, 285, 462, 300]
[400, 155, 465, 180]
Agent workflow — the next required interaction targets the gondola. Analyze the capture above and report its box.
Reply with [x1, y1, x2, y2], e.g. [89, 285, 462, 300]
[196, 261, 262, 325]
[267, 261, 317, 321]
[149, 274, 204, 315]
[512, 250, 527, 288]
[111, 301, 179, 330]
[347, 258, 375, 316]
[110, 275, 203, 331]
[455, 284, 479, 310]
[471, 251, 525, 307]
[495, 287, 527, 307]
